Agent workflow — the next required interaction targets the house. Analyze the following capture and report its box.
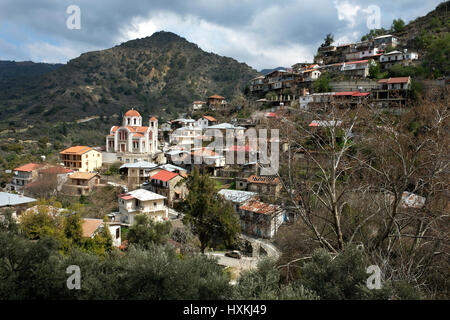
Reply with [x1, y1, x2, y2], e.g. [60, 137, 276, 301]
[147, 169, 188, 206]
[118, 189, 168, 225]
[60, 146, 102, 172]
[207, 94, 226, 107]
[340, 60, 371, 78]
[0, 192, 37, 220]
[245, 175, 282, 201]
[345, 47, 381, 61]
[169, 124, 203, 148]
[373, 77, 411, 107]
[119, 161, 158, 188]
[238, 200, 285, 239]
[299, 92, 335, 109]
[379, 50, 419, 70]
[302, 69, 321, 82]
[192, 101, 206, 111]
[378, 77, 411, 90]
[218, 189, 259, 212]
[373, 34, 398, 49]
[249, 76, 265, 93]
[105, 108, 159, 164]
[197, 115, 218, 129]
[7, 163, 43, 191]
[64, 172, 101, 195]
[81, 218, 122, 247]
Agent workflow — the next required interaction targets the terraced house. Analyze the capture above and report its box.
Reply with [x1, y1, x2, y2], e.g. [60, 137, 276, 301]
[60, 146, 102, 172]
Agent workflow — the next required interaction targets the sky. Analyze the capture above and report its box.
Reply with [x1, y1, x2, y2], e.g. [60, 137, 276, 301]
[0, 0, 443, 71]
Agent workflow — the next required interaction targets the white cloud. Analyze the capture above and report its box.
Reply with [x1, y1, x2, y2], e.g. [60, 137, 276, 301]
[119, 11, 315, 70]
[24, 41, 89, 63]
[334, 0, 361, 28]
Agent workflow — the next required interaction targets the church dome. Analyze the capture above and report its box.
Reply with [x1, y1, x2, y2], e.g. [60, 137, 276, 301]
[124, 109, 141, 117]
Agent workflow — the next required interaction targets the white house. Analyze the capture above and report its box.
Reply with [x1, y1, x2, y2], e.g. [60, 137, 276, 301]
[196, 115, 217, 129]
[81, 218, 122, 247]
[118, 188, 168, 225]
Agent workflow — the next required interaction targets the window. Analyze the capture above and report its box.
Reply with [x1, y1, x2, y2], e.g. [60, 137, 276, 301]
[116, 228, 120, 239]
[154, 202, 157, 207]
[134, 118, 137, 125]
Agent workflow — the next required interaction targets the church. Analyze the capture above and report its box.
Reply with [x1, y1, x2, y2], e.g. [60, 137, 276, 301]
[105, 108, 160, 163]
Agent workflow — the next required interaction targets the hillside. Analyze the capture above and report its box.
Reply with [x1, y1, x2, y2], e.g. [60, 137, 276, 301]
[0, 60, 63, 81]
[260, 67, 287, 75]
[0, 31, 259, 130]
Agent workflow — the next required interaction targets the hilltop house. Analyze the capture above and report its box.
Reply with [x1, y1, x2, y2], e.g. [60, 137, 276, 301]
[218, 189, 259, 212]
[207, 94, 226, 107]
[119, 161, 158, 188]
[197, 115, 218, 129]
[147, 169, 188, 206]
[238, 200, 285, 239]
[373, 35, 399, 49]
[104, 108, 160, 164]
[64, 172, 101, 195]
[244, 175, 282, 201]
[373, 77, 411, 107]
[118, 189, 168, 225]
[60, 146, 102, 172]
[192, 101, 206, 111]
[7, 163, 44, 191]
[379, 50, 419, 70]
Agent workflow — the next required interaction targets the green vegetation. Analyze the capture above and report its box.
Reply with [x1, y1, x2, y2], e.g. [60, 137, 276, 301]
[313, 74, 332, 93]
[127, 214, 171, 249]
[182, 167, 241, 253]
[391, 18, 406, 33]
[320, 33, 334, 48]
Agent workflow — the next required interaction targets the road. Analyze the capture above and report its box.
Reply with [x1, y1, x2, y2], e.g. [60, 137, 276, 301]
[205, 253, 258, 270]
[205, 235, 281, 272]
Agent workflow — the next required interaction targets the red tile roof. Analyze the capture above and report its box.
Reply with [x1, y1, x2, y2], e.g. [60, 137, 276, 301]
[378, 77, 410, 84]
[208, 94, 225, 100]
[14, 163, 42, 172]
[149, 116, 158, 121]
[151, 169, 179, 182]
[203, 115, 217, 122]
[60, 146, 93, 155]
[239, 200, 281, 215]
[124, 109, 141, 117]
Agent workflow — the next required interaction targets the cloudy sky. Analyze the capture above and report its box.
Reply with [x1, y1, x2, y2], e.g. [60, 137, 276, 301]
[0, 0, 442, 70]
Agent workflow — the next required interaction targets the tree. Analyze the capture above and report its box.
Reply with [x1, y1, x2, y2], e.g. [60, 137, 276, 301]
[234, 258, 318, 300]
[320, 33, 334, 48]
[391, 18, 406, 32]
[19, 206, 64, 240]
[182, 167, 241, 254]
[127, 214, 170, 249]
[63, 213, 83, 246]
[313, 74, 332, 93]
[299, 245, 421, 299]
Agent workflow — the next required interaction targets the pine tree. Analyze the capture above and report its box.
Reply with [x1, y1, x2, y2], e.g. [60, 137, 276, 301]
[182, 167, 241, 254]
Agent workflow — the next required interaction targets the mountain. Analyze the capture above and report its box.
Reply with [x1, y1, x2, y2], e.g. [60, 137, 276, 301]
[260, 67, 287, 75]
[0, 31, 259, 130]
[0, 60, 63, 81]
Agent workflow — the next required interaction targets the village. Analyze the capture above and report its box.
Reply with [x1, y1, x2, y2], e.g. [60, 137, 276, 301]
[0, 14, 448, 296]
[0, 30, 438, 270]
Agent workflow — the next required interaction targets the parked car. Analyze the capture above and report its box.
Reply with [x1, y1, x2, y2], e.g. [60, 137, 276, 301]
[225, 250, 242, 259]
